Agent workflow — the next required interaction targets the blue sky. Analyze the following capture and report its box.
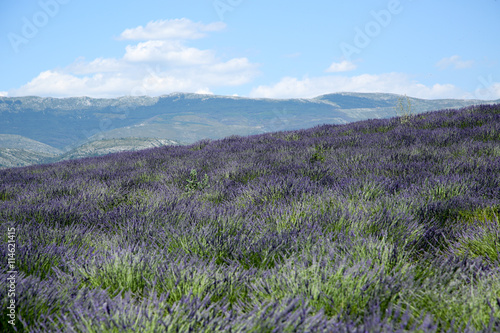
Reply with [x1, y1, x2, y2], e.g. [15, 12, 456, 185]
[1, 0, 499, 100]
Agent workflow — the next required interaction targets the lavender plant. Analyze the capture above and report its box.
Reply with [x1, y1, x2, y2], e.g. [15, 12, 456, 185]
[1, 103, 499, 332]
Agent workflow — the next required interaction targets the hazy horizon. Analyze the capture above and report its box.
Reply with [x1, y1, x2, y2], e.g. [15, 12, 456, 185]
[2, 91, 500, 102]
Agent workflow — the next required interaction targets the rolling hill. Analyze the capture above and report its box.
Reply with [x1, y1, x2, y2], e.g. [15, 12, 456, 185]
[1, 92, 498, 168]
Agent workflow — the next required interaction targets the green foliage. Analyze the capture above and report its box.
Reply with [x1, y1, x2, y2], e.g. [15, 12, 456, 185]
[229, 168, 263, 185]
[452, 206, 500, 262]
[0, 190, 13, 201]
[184, 168, 210, 195]
[284, 133, 300, 141]
[374, 125, 391, 133]
[137, 172, 164, 183]
[339, 129, 354, 136]
[201, 190, 227, 204]
[401, 262, 500, 332]
[309, 145, 326, 163]
[456, 205, 500, 225]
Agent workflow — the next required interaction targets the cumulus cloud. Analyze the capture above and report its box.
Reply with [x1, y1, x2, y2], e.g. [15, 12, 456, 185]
[118, 18, 226, 40]
[436, 55, 474, 70]
[67, 57, 127, 74]
[10, 56, 259, 98]
[10, 70, 140, 98]
[0, 91, 8, 97]
[123, 40, 216, 65]
[249, 73, 474, 100]
[9, 19, 259, 98]
[326, 60, 357, 73]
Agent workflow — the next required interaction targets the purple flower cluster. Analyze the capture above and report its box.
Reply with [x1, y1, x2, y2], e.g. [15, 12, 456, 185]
[1, 104, 499, 332]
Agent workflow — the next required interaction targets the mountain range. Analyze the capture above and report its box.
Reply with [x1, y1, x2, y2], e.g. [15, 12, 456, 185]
[1, 92, 498, 168]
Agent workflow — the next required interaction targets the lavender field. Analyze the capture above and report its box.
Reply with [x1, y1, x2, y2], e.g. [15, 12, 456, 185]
[1, 104, 500, 332]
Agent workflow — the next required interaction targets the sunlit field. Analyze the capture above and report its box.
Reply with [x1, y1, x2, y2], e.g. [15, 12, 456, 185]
[1, 104, 500, 332]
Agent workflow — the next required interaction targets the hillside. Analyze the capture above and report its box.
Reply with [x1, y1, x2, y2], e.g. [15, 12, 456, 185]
[49, 137, 181, 162]
[1, 104, 499, 332]
[0, 93, 499, 168]
[0, 135, 63, 169]
[0, 148, 58, 169]
[0, 134, 62, 154]
[0, 135, 179, 169]
[1, 92, 499, 169]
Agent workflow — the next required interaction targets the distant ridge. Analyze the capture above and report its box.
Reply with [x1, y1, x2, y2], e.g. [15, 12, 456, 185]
[1, 92, 499, 168]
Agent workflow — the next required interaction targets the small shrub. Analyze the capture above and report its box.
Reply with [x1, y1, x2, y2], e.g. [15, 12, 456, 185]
[184, 168, 210, 194]
[395, 94, 413, 125]
[310, 145, 326, 163]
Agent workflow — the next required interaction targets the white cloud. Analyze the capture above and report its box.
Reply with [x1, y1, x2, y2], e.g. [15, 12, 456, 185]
[67, 57, 126, 74]
[0, 91, 8, 97]
[10, 55, 259, 98]
[473, 82, 500, 100]
[326, 60, 357, 73]
[10, 70, 139, 98]
[249, 73, 473, 100]
[123, 40, 216, 65]
[8, 19, 260, 98]
[436, 55, 474, 70]
[118, 18, 226, 40]
[195, 88, 214, 95]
